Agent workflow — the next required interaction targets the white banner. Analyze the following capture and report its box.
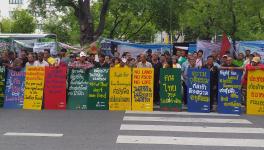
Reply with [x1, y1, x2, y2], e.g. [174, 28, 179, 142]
[33, 42, 57, 55]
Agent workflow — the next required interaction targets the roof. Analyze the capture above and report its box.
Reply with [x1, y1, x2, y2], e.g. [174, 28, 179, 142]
[0, 34, 57, 40]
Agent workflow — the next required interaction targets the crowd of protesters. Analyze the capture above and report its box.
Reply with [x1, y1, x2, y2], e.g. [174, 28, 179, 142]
[0, 48, 263, 110]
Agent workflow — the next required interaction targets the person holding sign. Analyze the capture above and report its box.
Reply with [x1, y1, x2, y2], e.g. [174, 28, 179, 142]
[202, 56, 219, 110]
[137, 54, 152, 68]
[68, 51, 94, 70]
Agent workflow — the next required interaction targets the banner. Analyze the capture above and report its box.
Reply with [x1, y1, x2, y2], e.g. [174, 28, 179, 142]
[187, 68, 210, 113]
[4, 70, 25, 109]
[132, 68, 154, 111]
[160, 68, 182, 111]
[218, 70, 243, 114]
[33, 42, 57, 55]
[247, 70, 264, 115]
[23, 67, 45, 110]
[67, 69, 89, 110]
[109, 68, 132, 111]
[87, 68, 109, 110]
[0, 67, 5, 107]
[44, 66, 67, 110]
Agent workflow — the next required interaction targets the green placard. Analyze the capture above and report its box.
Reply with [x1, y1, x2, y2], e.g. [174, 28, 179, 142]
[87, 68, 109, 110]
[160, 68, 182, 111]
[67, 69, 89, 110]
[0, 67, 5, 107]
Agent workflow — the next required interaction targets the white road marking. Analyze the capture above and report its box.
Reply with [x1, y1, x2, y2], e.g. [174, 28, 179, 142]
[123, 116, 252, 124]
[120, 124, 264, 134]
[3, 132, 63, 137]
[126, 111, 240, 117]
[116, 135, 264, 147]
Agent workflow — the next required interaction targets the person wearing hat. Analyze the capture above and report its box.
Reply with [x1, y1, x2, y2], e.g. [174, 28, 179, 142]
[59, 48, 70, 66]
[243, 57, 264, 86]
[68, 51, 94, 70]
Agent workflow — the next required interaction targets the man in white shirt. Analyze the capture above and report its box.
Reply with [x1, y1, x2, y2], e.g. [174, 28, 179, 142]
[137, 54, 152, 68]
[25, 53, 35, 67]
[34, 52, 49, 67]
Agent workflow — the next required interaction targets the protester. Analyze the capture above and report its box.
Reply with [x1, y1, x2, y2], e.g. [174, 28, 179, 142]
[146, 49, 152, 62]
[137, 54, 152, 68]
[34, 52, 49, 67]
[20, 49, 28, 67]
[244, 54, 254, 66]
[221, 56, 238, 68]
[203, 56, 219, 110]
[232, 53, 244, 67]
[211, 50, 221, 65]
[95, 54, 110, 68]
[172, 55, 181, 68]
[178, 50, 187, 65]
[44, 49, 56, 66]
[25, 53, 35, 67]
[196, 50, 204, 68]
[151, 52, 163, 105]
[182, 56, 196, 105]
[59, 48, 70, 66]
[69, 51, 94, 70]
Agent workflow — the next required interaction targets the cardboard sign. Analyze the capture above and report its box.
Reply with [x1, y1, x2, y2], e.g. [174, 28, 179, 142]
[44, 66, 67, 110]
[187, 68, 210, 113]
[0, 67, 5, 107]
[4, 70, 25, 109]
[67, 69, 89, 110]
[218, 70, 243, 114]
[160, 68, 182, 111]
[87, 68, 109, 110]
[109, 68, 132, 111]
[132, 68, 154, 111]
[247, 70, 264, 115]
[23, 67, 45, 110]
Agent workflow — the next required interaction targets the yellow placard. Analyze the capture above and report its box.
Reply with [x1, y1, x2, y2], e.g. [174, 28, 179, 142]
[247, 70, 264, 115]
[23, 66, 45, 110]
[109, 68, 132, 111]
[132, 68, 154, 111]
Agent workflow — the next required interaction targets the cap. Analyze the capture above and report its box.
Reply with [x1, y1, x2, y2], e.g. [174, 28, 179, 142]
[80, 51, 87, 57]
[121, 58, 127, 63]
[252, 57, 261, 63]
[222, 55, 228, 58]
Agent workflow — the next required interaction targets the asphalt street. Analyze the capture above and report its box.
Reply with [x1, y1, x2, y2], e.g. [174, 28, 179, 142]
[0, 109, 264, 150]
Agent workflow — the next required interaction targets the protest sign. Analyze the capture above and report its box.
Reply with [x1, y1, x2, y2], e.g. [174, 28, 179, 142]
[109, 68, 132, 111]
[247, 70, 264, 115]
[67, 69, 89, 110]
[87, 68, 109, 110]
[132, 68, 154, 111]
[44, 66, 67, 110]
[218, 70, 243, 114]
[187, 68, 210, 113]
[0, 67, 5, 107]
[4, 70, 25, 109]
[160, 68, 182, 111]
[23, 67, 45, 110]
[33, 42, 57, 55]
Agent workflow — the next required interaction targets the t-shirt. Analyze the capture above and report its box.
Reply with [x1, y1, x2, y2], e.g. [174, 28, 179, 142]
[25, 62, 35, 67]
[34, 60, 49, 67]
[232, 60, 244, 67]
[178, 57, 187, 65]
[137, 61, 152, 68]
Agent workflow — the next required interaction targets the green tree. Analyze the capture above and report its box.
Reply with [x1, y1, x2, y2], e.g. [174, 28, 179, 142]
[30, 0, 111, 46]
[0, 9, 36, 33]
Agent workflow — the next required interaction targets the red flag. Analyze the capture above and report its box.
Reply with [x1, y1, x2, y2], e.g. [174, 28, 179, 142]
[220, 32, 231, 56]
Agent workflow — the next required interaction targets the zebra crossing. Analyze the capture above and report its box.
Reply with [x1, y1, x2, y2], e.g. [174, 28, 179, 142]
[116, 111, 264, 148]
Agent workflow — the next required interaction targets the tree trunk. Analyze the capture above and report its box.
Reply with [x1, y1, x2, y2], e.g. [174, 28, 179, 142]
[73, 0, 111, 47]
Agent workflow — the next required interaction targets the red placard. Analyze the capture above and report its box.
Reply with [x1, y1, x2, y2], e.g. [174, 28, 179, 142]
[44, 66, 67, 109]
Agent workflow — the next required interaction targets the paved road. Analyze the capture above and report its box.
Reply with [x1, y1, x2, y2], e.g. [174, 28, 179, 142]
[0, 109, 264, 150]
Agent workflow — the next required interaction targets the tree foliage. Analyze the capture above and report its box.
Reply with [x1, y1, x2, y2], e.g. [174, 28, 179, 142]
[0, 9, 36, 33]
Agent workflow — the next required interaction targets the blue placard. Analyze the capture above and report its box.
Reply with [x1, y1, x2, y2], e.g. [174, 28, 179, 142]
[4, 70, 25, 109]
[187, 68, 210, 113]
[217, 70, 243, 114]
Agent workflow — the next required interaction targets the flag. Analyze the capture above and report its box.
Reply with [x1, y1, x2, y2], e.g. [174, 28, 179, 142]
[220, 32, 231, 57]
